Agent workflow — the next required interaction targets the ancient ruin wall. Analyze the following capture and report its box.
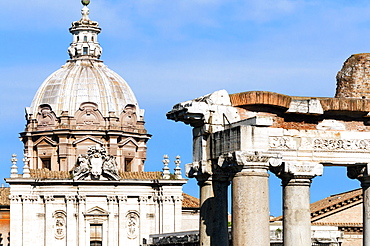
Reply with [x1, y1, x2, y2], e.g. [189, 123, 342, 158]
[336, 53, 370, 98]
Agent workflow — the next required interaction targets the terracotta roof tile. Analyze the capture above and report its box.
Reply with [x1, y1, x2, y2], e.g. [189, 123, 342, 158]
[271, 188, 363, 222]
[182, 193, 200, 208]
[118, 171, 162, 180]
[30, 169, 71, 179]
[29, 169, 163, 180]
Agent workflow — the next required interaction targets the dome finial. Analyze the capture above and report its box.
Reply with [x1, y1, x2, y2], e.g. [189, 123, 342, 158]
[81, 0, 90, 6]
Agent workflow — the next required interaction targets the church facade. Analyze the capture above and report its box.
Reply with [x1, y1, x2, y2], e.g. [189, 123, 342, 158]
[4, 1, 199, 245]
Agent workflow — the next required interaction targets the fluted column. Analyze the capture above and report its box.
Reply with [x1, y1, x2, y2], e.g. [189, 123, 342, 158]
[348, 164, 370, 246]
[271, 161, 323, 246]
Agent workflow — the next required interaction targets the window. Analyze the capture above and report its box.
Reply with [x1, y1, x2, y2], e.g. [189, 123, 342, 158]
[90, 224, 102, 246]
[92, 36, 94, 42]
[77, 36, 80, 42]
[41, 158, 51, 170]
[83, 47, 88, 55]
[125, 158, 133, 172]
[84, 36, 88, 42]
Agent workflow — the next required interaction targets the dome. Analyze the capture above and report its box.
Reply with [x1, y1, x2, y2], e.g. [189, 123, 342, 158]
[29, 59, 140, 118]
[28, 3, 142, 118]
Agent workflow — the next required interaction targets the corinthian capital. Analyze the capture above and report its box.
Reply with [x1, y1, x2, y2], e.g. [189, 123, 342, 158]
[185, 161, 212, 181]
[347, 164, 370, 180]
[270, 161, 323, 180]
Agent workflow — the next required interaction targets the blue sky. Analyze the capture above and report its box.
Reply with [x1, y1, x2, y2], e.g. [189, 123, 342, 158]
[0, 0, 367, 216]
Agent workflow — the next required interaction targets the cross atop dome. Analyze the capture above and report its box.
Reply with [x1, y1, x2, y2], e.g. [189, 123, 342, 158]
[68, 0, 102, 60]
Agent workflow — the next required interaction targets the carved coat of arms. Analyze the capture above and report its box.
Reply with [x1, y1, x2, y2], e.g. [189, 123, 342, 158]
[73, 146, 120, 180]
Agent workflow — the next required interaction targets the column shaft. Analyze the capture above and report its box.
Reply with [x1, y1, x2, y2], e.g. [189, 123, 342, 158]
[232, 170, 270, 246]
[212, 180, 229, 246]
[363, 184, 370, 246]
[199, 180, 213, 246]
[283, 178, 311, 246]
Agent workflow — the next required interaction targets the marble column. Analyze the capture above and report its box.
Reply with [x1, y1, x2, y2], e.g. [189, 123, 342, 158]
[271, 161, 323, 246]
[186, 161, 215, 246]
[211, 179, 230, 246]
[348, 164, 370, 246]
[198, 179, 213, 246]
[231, 157, 270, 246]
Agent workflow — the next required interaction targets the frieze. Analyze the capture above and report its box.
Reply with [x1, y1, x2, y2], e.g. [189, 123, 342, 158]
[269, 136, 370, 151]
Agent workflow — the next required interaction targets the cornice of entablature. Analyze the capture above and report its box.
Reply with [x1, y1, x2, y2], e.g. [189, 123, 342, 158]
[167, 90, 240, 130]
[34, 136, 58, 147]
[230, 90, 370, 118]
[84, 206, 109, 217]
[72, 136, 105, 146]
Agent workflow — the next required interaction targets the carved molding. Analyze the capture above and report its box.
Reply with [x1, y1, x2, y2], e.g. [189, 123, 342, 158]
[78, 195, 86, 202]
[107, 195, 117, 203]
[44, 195, 55, 203]
[65, 195, 77, 203]
[8, 195, 21, 203]
[74, 102, 104, 127]
[118, 195, 128, 203]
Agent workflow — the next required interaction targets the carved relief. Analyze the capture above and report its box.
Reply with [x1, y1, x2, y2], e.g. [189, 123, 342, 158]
[269, 137, 296, 149]
[72, 146, 120, 180]
[75, 102, 104, 127]
[53, 211, 67, 240]
[270, 136, 370, 151]
[120, 105, 137, 129]
[313, 138, 370, 150]
[36, 105, 57, 129]
[126, 212, 139, 240]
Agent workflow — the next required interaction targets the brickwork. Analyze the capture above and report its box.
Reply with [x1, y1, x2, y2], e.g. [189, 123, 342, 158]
[336, 53, 370, 98]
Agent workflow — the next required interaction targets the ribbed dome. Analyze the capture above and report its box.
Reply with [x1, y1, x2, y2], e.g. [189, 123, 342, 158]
[29, 59, 140, 118]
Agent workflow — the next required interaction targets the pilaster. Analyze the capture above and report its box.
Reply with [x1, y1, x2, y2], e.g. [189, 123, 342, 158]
[118, 195, 127, 246]
[77, 194, 86, 246]
[107, 195, 118, 246]
[139, 196, 149, 242]
[9, 195, 22, 246]
[66, 195, 77, 246]
[44, 195, 55, 246]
